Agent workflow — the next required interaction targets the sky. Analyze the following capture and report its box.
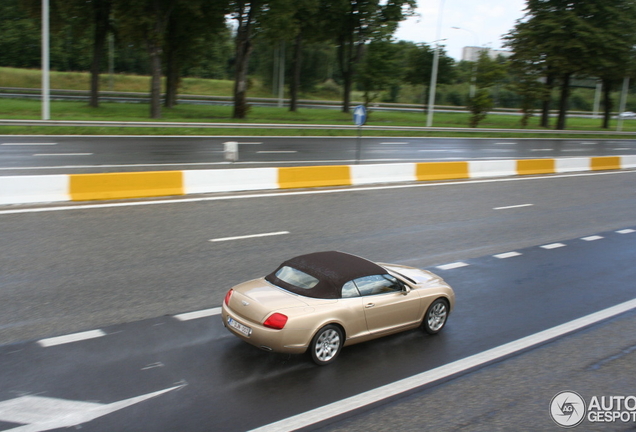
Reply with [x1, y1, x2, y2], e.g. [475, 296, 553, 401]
[393, 0, 529, 60]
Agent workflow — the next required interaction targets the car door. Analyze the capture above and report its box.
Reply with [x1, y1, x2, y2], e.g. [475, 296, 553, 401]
[354, 274, 421, 334]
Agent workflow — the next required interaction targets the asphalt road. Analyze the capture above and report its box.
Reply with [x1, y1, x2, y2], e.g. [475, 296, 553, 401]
[0, 170, 635, 431]
[1, 136, 636, 174]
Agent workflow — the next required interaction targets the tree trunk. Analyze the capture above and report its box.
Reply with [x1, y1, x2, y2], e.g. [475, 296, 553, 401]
[556, 73, 571, 130]
[602, 78, 612, 129]
[147, 39, 163, 119]
[540, 74, 554, 128]
[164, 42, 180, 108]
[342, 69, 352, 113]
[164, 16, 179, 109]
[289, 32, 302, 112]
[89, 0, 111, 108]
[233, 2, 257, 119]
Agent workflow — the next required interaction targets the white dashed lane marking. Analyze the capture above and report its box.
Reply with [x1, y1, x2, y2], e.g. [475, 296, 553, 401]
[494, 204, 533, 210]
[209, 231, 290, 242]
[541, 243, 566, 250]
[37, 329, 106, 347]
[1, 142, 57, 146]
[617, 229, 635, 234]
[173, 308, 221, 321]
[33, 153, 93, 156]
[436, 262, 469, 270]
[493, 252, 522, 259]
[581, 235, 603, 241]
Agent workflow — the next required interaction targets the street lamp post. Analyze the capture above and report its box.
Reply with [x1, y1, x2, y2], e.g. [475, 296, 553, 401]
[42, 0, 50, 120]
[426, 0, 445, 128]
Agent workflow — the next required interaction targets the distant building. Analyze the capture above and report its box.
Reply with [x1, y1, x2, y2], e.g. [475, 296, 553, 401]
[462, 46, 513, 62]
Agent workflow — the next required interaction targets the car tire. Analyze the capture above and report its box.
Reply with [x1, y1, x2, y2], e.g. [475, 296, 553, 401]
[310, 324, 343, 366]
[423, 298, 449, 335]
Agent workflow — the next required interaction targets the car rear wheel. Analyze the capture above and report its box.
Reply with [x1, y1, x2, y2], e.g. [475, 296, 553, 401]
[310, 325, 343, 365]
[423, 298, 449, 334]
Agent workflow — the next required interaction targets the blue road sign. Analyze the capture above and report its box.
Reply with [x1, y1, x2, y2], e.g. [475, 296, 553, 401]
[353, 105, 367, 126]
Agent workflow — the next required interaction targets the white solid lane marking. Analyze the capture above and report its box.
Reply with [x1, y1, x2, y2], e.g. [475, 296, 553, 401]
[541, 243, 566, 249]
[173, 307, 221, 321]
[436, 262, 468, 270]
[380, 142, 409, 145]
[1, 142, 57, 145]
[256, 150, 297, 154]
[33, 153, 93, 156]
[494, 142, 516, 145]
[617, 229, 635, 234]
[493, 252, 521, 259]
[37, 329, 106, 347]
[236, 142, 262, 145]
[530, 149, 552, 152]
[581, 235, 603, 241]
[210, 231, 289, 242]
[250, 298, 636, 432]
[493, 204, 533, 210]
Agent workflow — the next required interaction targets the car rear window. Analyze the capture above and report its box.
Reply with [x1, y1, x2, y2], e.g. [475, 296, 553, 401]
[275, 266, 320, 290]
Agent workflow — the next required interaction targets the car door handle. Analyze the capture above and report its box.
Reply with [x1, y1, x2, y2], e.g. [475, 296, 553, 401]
[365, 303, 375, 308]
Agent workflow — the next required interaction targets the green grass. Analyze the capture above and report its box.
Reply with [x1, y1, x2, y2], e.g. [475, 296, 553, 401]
[1, 93, 636, 137]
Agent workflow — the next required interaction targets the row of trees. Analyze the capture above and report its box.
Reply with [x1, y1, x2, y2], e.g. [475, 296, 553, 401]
[4, 0, 417, 119]
[2, 0, 636, 128]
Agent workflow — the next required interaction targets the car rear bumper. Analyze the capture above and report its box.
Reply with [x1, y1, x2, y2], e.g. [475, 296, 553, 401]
[221, 305, 309, 354]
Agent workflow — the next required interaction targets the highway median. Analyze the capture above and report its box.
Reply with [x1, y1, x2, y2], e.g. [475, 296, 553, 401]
[1, 155, 635, 206]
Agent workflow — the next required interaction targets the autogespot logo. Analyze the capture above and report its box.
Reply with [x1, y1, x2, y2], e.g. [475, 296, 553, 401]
[550, 391, 586, 428]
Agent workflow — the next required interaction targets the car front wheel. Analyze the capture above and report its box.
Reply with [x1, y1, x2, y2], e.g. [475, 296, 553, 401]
[310, 325, 343, 365]
[423, 298, 449, 334]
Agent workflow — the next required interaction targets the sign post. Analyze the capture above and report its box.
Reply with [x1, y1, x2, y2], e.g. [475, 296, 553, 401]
[353, 105, 367, 164]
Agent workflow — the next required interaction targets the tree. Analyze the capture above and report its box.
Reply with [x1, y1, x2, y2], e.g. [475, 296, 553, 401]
[88, 0, 112, 108]
[507, 61, 546, 127]
[357, 39, 400, 110]
[163, 0, 229, 109]
[286, 0, 322, 112]
[467, 89, 493, 128]
[323, 0, 415, 113]
[466, 50, 506, 127]
[402, 43, 454, 111]
[115, 0, 175, 119]
[230, 0, 294, 119]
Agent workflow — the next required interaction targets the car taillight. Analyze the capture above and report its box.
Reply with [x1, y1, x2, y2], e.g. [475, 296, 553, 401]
[263, 313, 288, 330]
[224, 289, 233, 306]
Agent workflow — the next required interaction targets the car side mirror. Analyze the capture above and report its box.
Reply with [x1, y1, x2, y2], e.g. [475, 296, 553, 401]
[401, 284, 410, 295]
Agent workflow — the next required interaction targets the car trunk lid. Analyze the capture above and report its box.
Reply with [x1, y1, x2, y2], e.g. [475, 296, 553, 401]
[229, 278, 309, 324]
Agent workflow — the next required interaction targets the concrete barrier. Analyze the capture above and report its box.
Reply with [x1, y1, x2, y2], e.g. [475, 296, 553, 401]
[1, 155, 634, 205]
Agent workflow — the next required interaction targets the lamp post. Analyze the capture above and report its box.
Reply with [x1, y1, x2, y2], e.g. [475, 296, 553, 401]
[451, 26, 479, 98]
[42, 0, 50, 120]
[426, 0, 445, 128]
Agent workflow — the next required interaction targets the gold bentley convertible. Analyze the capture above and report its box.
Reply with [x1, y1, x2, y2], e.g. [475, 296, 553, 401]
[222, 251, 455, 365]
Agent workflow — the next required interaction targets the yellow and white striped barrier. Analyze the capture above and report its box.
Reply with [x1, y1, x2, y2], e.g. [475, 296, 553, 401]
[1, 156, 635, 205]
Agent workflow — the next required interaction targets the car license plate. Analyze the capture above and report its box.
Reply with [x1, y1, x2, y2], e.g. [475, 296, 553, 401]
[228, 317, 252, 337]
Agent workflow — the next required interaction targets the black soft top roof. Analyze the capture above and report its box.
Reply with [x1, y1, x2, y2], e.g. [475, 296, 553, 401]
[265, 251, 386, 299]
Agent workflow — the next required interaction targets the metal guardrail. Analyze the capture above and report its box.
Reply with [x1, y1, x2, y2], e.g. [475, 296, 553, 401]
[0, 87, 599, 115]
[1, 119, 635, 135]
